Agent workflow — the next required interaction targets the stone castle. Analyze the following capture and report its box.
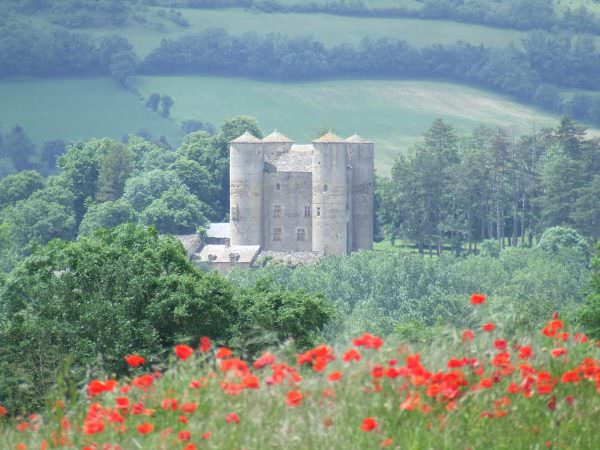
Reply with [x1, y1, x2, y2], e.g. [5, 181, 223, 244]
[188, 130, 374, 273]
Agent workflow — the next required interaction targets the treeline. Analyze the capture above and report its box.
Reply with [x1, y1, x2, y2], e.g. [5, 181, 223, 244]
[0, 23, 138, 86]
[152, 0, 600, 35]
[0, 0, 137, 28]
[378, 117, 600, 254]
[141, 28, 600, 125]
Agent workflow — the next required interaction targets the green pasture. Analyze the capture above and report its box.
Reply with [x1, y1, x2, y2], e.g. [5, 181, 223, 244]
[133, 76, 572, 172]
[73, 7, 524, 56]
[0, 78, 183, 146]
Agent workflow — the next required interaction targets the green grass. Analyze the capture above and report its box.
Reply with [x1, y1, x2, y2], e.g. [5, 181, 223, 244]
[62, 7, 525, 57]
[133, 76, 588, 173]
[0, 78, 184, 146]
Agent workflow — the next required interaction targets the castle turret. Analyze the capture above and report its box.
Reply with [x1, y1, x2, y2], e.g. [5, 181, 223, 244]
[262, 130, 293, 158]
[311, 132, 348, 256]
[347, 135, 374, 251]
[230, 131, 264, 246]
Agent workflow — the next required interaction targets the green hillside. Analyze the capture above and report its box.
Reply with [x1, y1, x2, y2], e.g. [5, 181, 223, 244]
[134, 76, 581, 171]
[54, 8, 525, 57]
[0, 78, 183, 146]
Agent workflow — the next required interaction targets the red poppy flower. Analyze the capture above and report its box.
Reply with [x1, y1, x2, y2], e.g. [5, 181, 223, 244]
[136, 422, 154, 434]
[494, 339, 507, 350]
[178, 430, 191, 441]
[87, 379, 117, 398]
[161, 398, 178, 411]
[253, 352, 276, 369]
[343, 349, 361, 362]
[286, 390, 303, 407]
[328, 371, 342, 381]
[518, 345, 533, 359]
[542, 320, 563, 338]
[353, 333, 383, 349]
[360, 417, 378, 432]
[199, 337, 211, 353]
[125, 354, 145, 367]
[550, 347, 567, 358]
[0, 405, 6, 417]
[225, 412, 240, 424]
[174, 345, 194, 361]
[216, 347, 233, 359]
[181, 402, 197, 413]
[183, 444, 196, 450]
[202, 432, 212, 439]
[470, 293, 486, 305]
[482, 323, 495, 332]
[115, 397, 130, 410]
[462, 329, 475, 342]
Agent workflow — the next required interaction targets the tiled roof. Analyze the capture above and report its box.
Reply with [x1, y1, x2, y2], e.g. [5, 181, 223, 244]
[263, 130, 293, 143]
[198, 244, 261, 264]
[231, 131, 262, 143]
[314, 131, 344, 143]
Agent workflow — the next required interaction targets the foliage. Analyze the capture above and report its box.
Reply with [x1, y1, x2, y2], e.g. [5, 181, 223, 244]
[139, 187, 210, 234]
[0, 170, 44, 208]
[78, 200, 137, 236]
[231, 247, 587, 340]
[1, 302, 599, 449]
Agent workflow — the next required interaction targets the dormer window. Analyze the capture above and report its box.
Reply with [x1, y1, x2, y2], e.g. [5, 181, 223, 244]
[208, 254, 217, 262]
[229, 253, 240, 263]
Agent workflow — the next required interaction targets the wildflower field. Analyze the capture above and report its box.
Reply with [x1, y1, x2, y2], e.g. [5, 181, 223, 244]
[1, 295, 599, 450]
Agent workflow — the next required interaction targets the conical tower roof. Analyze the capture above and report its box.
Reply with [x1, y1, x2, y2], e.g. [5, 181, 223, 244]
[231, 131, 262, 143]
[314, 131, 344, 143]
[262, 130, 293, 143]
[346, 134, 372, 143]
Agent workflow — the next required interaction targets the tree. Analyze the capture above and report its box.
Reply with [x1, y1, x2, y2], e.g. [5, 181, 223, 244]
[40, 139, 66, 172]
[108, 50, 138, 88]
[145, 93, 161, 112]
[0, 224, 236, 412]
[0, 170, 44, 209]
[97, 142, 132, 202]
[160, 95, 174, 118]
[1, 126, 36, 171]
[580, 242, 600, 337]
[122, 169, 184, 211]
[169, 158, 219, 217]
[78, 199, 137, 235]
[140, 187, 209, 234]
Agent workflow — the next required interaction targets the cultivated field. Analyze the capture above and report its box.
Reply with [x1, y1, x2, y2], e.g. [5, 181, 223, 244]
[38, 8, 525, 57]
[0, 78, 183, 147]
[134, 76, 571, 172]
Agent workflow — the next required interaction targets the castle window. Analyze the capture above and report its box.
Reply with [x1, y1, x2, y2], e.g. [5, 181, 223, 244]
[324, 184, 328, 192]
[316, 207, 321, 217]
[273, 228, 282, 241]
[304, 205, 311, 217]
[273, 205, 282, 218]
[276, 183, 281, 191]
[231, 205, 239, 221]
[297, 228, 306, 241]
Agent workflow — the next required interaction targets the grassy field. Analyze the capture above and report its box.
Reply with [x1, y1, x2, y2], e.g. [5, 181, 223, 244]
[0, 78, 183, 147]
[64, 7, 525, 57]
[134, 76, 577, 172]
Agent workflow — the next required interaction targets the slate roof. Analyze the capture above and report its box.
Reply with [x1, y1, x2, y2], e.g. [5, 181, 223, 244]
[174, 234, 203, 255]
[198, 245, 261, 264]
[206, 222, 230, 239]
[270, 150, 312, 172]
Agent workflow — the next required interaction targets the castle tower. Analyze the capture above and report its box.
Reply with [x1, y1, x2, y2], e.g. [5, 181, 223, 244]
[229, 131, 264, 246]
[312, 132, 348, 256]
[262, 130, 293, 158]
[347, 135, 374, 251]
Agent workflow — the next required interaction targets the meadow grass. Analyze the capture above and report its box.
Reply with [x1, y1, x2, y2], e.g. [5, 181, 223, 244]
[1, 300, 598, 449]
[133, 76, 574, 173]
[0, 78, 183, 147]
